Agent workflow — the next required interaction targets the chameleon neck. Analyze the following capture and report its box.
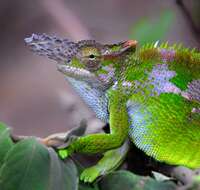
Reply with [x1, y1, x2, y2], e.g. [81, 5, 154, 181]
[65, 76, 109, 122]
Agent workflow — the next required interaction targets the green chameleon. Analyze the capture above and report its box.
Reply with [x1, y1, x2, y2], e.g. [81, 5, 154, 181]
[25, 34, 200, 183]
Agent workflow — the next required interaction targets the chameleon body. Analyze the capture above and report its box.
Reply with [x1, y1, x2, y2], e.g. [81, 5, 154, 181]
[25, 34, 200, 182]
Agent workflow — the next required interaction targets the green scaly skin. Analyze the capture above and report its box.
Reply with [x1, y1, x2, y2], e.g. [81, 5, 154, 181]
[25, 35, 200, 183]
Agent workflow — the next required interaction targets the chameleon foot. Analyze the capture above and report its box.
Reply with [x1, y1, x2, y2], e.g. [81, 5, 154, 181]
[58, 147, 74, 159]
[80, 166, 101, 183]
[58, 149, 70, 159]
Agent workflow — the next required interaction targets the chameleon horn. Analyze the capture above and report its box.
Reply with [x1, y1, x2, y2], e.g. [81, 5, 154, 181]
[24, 33, 77, 64]
[122, 40, 138, 48]
[102, 40, 138, 60]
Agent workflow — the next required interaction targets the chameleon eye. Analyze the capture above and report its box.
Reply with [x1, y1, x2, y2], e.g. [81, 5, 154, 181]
[89, 54, 95, 59]
[80, 46, 100, 58]
[77, 46, 101, 71]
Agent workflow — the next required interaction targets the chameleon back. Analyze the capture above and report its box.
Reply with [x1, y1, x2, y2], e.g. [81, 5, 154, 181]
[127, 46, 200, 168]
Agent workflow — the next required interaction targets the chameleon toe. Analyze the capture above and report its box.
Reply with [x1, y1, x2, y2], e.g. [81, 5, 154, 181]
[80, 167, 100, 183]
[58, 149, 69, 159]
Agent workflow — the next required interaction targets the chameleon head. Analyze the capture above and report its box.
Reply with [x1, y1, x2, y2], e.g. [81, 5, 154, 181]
[25, 34, 137, 87]
[61, 39, 137, 86]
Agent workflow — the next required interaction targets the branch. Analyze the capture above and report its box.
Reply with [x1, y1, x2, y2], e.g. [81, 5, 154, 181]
[10, 119, 87, 148]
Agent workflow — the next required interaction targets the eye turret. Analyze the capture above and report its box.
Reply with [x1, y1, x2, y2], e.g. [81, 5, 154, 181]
[78, 46, 101, 71]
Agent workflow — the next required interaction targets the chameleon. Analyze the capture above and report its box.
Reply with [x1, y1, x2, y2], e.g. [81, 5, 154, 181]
[25, 33, 200, 183]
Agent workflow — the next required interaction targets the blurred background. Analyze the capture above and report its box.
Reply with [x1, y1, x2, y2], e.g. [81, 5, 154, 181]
[0, 0, 199, 137]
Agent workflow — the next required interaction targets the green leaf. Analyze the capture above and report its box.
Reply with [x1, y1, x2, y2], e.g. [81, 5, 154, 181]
[130, 11, 174, 46]
[48, 148, 78, 190]
[71, 158, 99, 190]
[189, 175, 200, 190]
[0, 122, 14, 168]
[0, 138, 50, 190]
[143, 177, 176, 190]
[99, 170, 140, 190]
[78, 182, 99, 190]
[98, 170, 176, 190]
[0, 138, 78, 190]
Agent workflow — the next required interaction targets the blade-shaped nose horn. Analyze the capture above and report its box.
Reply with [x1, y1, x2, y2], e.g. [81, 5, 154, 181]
[24, 33, 78, 64]
[102, 40, 138, 60]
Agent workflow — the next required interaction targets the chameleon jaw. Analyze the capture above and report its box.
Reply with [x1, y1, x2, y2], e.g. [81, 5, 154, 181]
[57, 64, 114, 90]
[57, 64, 96, 80]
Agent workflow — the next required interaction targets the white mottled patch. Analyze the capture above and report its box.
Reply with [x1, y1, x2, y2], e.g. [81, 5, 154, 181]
[148, 64, 181, 95]
[112, 81, 118, 90]
[159, 49, 176, 62]
[186, 80, 200, 102]
[163, 83, 181, 94]
[99, 66, 115, 84]
[122, 81, 132, 87]
[181, 91, 191, 100]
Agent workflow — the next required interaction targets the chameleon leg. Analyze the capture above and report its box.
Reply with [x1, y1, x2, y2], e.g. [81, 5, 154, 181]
[58, 91, 130, 183]
[59, 92, 129, 157]
[80, 139, 130, 183]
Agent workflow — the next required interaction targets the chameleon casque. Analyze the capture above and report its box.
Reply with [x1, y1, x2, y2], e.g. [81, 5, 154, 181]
[25, 34, 200, 183]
